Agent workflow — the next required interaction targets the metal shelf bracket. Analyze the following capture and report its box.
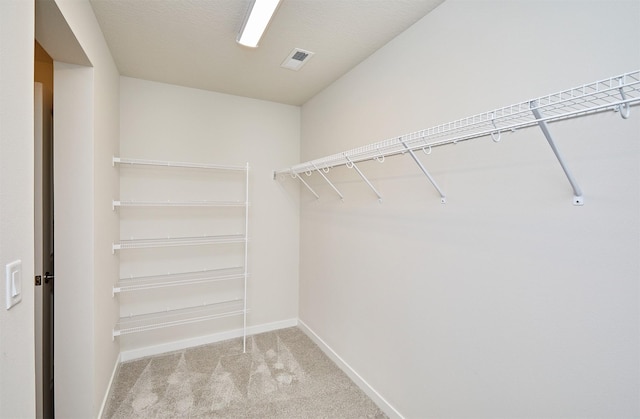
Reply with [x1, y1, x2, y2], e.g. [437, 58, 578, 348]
[345, 155, 383, 202]
[401, 141, 446, 204]
[530, 101, 584, 206]
[293, 172, 319, 199]
[312, 163, 344, 201]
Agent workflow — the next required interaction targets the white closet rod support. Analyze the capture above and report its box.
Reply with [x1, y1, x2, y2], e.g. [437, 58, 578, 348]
[530, 102, 584, 206]
[401, 141, 446, 203]
[293, 172, 320, 199]
[345, 155, 383, 202]
[312, 162, 344, 200]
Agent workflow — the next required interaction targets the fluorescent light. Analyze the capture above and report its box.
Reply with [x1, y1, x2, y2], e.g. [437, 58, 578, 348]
[237, 0, 282, 48]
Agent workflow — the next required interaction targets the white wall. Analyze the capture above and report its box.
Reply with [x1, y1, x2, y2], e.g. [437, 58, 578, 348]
[54, 61, 96, 417]
[299, 1, 640, 417]
[118, 77, 300, 353]
[0, 0, 36, 417]
[51, 0, 120, 417]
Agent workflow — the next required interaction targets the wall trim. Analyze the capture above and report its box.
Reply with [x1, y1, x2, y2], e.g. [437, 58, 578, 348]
[119, 318, 298, 362]
[297, 319, 404, 419]
[97, 353, 121, 419]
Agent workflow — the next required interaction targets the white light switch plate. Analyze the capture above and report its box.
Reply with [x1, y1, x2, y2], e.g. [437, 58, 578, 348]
[6, 260, 22, 310]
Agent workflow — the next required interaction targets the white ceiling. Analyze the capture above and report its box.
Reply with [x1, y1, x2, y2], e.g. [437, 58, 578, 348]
[89, 0, 444, 106]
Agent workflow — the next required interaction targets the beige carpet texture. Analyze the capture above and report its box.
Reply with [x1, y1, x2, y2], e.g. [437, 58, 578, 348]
[103, 327, 388, 418]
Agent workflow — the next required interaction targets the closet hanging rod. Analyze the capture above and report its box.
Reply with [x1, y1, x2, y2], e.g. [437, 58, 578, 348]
[274, 70, 640, 177]
[113, 156, 247, 171]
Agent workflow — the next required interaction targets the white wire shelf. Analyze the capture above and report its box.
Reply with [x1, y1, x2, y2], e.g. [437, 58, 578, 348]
[112, 200, 247, 209]
[113, 156, 247, 171]
[113, 299, 245, 338]
[276, 70, 639, 176]
[112, 158, 251, 350]
[113, 266, 246, 294]
[112, 234, 246, 253]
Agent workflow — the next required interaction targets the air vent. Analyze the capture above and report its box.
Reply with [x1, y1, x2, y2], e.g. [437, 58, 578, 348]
[281, 48, 314, 71]
[292, 51, 308, 61]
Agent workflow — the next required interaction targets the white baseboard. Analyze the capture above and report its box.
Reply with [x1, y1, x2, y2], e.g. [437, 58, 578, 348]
[297, 319, 404, 419]
[247, 317, 299, 336]
[119, 318, 298, 362]
[97, 353, 121, 419]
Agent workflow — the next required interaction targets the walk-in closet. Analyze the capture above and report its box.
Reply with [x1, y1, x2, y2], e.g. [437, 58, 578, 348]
[1, 0, 639, 418]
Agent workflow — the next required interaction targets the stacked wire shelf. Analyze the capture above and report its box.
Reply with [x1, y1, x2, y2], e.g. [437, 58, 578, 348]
[113, 200, 245, 209]
[113, 299, 245, 338]
[112, 234, 246, 252]
[112, 157, 250, 351]
[113, 266, 246, 294]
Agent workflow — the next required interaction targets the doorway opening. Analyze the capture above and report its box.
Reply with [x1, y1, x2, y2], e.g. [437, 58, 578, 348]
[34, 39, 54, 419]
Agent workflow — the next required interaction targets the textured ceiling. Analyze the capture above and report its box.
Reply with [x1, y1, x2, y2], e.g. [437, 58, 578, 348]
[89, 0, 444, 105]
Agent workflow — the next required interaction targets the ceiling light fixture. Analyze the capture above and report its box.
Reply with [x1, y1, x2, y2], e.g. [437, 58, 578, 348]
[237, 0, 282, 48]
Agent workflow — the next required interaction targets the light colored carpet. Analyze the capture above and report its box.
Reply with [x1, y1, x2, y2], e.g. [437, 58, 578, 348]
[103, 327, 388, 418]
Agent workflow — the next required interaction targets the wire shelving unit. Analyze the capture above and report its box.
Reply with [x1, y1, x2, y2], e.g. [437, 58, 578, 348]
[275, 70, 640, 205]
[112, 157, 251, 352]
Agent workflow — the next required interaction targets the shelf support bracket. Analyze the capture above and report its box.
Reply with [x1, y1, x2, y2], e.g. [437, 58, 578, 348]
[530, 101, 584, 206]
[401, 141, 446, 203]
[293, 172, 320, 199]
[312, 163, 344, 200]
[345, 156, 383, 202]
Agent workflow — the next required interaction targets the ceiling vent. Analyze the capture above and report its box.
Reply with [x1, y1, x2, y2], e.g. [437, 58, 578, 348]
[281, 48, 314, 71]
